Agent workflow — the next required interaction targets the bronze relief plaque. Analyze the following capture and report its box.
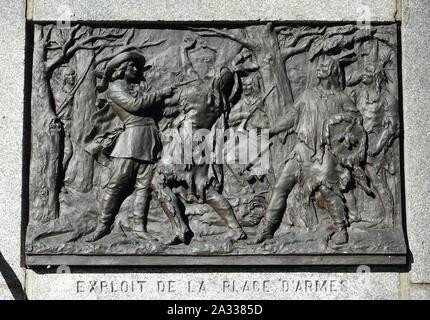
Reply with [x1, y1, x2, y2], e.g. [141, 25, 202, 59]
[25, 22, 407, 266]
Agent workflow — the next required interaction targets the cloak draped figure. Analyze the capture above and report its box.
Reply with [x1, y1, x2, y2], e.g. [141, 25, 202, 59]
[255, 56, 365, 245]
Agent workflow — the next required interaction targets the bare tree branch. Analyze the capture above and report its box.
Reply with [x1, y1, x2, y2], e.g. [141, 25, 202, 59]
[46, 27, 130, 71]
[79, 29, 127, 46]
[42, 25, 54, 45]
[124, 28, 135, 45]
[286, 26, 326, 47]
[45, 25, 81, 71]
[278, 30, 294, 37]
[94, 39, 167, 66]
[72, 27, 87, 42]
[189, 27, 254, 49]
[282, 35, 319, 61]
[46, 40, 60, 47]
[93, 29, 135, 56]
[72, 44, 117, 51]
[274, 26, 291, 33]
[140, 38, 166, 49]
[61, 25, 81, 54]
[46, 45, 62, 50]
[64, 31, 128, 59]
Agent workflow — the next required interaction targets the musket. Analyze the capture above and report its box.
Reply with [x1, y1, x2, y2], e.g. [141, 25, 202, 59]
[239, 141, 273, 175]
[237, 85, 275, 132]
[173, 78, 199, 88]
[162, 78, 199, 129]
[56, 60, 93, 115]
[224, 163, 255, 193]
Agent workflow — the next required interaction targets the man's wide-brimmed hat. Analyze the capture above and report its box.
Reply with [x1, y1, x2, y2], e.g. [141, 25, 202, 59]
[96, 51, 150, 92]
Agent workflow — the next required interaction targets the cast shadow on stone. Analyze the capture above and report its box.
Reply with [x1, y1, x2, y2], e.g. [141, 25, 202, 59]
[394, 24, 413, 273]
[29, 264, 409, 275]
[0, 251, 27, 300]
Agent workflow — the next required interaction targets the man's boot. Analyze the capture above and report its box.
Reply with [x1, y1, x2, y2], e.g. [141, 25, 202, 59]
[85, 192, 120, 242]
[321, 188, 349, 245]
[157, 187, 192, 245]
[131, 194, 157, 241]
[344, 192, 361, 224]
[253, 218, 275, 244]
[163, 209, 192, 245]
[332, 221, 349, 245]
[205, 189, 247, 241]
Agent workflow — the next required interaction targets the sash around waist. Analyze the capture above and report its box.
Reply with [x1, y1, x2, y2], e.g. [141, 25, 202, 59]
[124, 117, 156, 128]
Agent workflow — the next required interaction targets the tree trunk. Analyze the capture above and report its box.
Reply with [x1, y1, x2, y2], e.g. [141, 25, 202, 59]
[250, 26, 296, 174]
[67, 48, 96, 192]
[29, 26, 61, 223]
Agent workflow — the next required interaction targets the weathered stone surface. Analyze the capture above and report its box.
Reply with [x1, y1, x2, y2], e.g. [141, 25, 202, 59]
[409, 286, 430, 300]
[0, 0, 27, 300]
[30, 0, 397, 22]
[402, 0, 430, 284]
[26, 270, 400, 300]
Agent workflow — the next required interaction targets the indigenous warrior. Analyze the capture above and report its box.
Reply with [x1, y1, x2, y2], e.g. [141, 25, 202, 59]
[228, 74, 270, 130]
[84, 51, 175, 242]
[153, 37, 249, 244]
[349, 62, 399, 227]
[255, 56, 365, 245]
[53, 65, 76, 192]
[224, 73, 273, 196]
